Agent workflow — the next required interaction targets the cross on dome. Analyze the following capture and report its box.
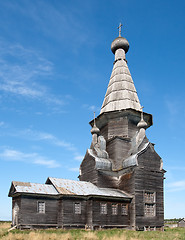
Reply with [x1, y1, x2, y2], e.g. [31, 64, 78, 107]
[117, 23, 123, 37]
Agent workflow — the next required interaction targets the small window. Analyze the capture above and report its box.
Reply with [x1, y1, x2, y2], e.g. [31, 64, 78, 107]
[144, 192, 155, 203]
[121, 204, 128, 215]
[38, 201, 45, 213]
[100, 203, 107, 214]
[74, 203, 81, 214]
[112, 204, 118, 215]
[144, 203, 155, 217]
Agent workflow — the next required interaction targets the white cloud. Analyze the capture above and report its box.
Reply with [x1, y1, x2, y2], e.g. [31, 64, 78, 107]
[0, 40, 64, 106]
[166, 180, 185, 192]
[0, 121, 5, 127]
[69, 167, 79, 172]
[74, 155, 84, 161]
[1, 127, 84, 165]
[0, 148, 60, 168]
[82, 104, 100, 113]
[165, 99, 180, 116]
[5, 1, 94, 49]
[168, 166, 185, 171]
[20, 129, 77, 152]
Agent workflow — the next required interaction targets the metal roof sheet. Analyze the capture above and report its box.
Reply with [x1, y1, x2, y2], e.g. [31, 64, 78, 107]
[48, 177, 131, 198]
[12, 181, 58, 195]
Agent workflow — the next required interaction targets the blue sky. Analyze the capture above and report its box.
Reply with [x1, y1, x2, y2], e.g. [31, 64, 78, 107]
[0, 0, 185, 220]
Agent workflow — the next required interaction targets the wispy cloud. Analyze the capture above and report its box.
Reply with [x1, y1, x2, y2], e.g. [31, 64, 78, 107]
[74, 155, 84, 161]
[0, 148, 60, 168]
[168, 166, 185, 171]
[0, 40, 64, 106]
[69, 167, 79, 172]
[5, 127, 84, 161]
[7, 1, 95, 49]
[166, 180, 185, 192]
[165, 98, 180, 116]
[0, 121, 5, 127]
[19, 129, 77, 152]
[22, 129, 84, 160]
[82, 104, 100, 113]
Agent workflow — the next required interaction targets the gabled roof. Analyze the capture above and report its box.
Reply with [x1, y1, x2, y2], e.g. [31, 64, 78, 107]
[8, 181, 58, 197]
[46, 177, 132, 199]
[9, 178, 132, 200]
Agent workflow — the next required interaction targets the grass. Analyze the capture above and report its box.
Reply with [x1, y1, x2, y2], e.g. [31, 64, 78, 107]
[1, 223, 185, 240]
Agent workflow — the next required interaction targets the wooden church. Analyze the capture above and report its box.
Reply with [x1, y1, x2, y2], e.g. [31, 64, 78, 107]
[8, 27, 165, 231]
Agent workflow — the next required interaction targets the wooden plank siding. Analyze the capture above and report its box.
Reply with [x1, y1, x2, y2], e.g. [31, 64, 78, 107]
[79, 153, 98, 185]
[61, 198, 87, 228]
[58, 197, 131, 229]
[100, 117, 129, 141]
[92, 199, 130, 228]
[118, 172, 136, 228]
[13, 196, 58, 227]
[107, 137, 131, 170]
[134, 169, 164, 229]
[134, 146, 164, 229]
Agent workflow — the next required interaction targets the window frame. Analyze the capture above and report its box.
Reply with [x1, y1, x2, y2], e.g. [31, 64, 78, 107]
[121, 204, 128, 216]
[144, 191, 156, 217]
[144, 203, 156, 217]
[112, 204, 118, 215]
[37, 201, 45, 214]
[74, 202, 81, 214]
[100, 203, 107, 215]
[144, 191, 156, 203]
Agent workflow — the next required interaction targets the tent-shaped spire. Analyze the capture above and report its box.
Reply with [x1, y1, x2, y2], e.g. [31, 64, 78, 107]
[100, 26, 141, 114]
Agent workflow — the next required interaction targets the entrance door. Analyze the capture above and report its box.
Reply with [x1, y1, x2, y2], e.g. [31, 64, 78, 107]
[12, 203, 19, 226]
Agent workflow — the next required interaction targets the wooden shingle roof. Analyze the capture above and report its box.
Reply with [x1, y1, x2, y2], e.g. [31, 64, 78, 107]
[101, 40, 141, 114]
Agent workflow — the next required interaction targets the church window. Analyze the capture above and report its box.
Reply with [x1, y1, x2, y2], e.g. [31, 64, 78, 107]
[121, 204, 128, 215]
[112, 204, 118, 215]
[144, 204, 155, 217]
[144, 192, 155, 203]
[100, 203, 107, 214]
[74, 202, 81, 214]
[38, 201, 45, 213]
[144, 191, 156, 217]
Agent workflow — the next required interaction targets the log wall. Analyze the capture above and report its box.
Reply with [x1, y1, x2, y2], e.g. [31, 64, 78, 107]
[92, 199, 130, 228]
[15, 196, 58, 226]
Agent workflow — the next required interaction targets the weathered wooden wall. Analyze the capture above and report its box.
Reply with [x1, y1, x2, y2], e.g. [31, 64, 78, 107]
[92, 199, 130, 228]
[79, 153, 98, 185]
[118, 172, 135, 228]
[107, 137, 131, 170]
[80, 152, 117, 188]
[60, 198, 86, 228]
[58, 197, 131, 229]
[14, 196, 58, 227]
[134, 146, 164, 229]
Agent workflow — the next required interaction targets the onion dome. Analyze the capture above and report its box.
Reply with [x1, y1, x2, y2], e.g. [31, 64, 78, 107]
[91, 124, 100, 135]
[91, 113, 100, 135]
[137, 119, 147, 128]
[111, 36, 129, 54]
[137, 108, 147, 128]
